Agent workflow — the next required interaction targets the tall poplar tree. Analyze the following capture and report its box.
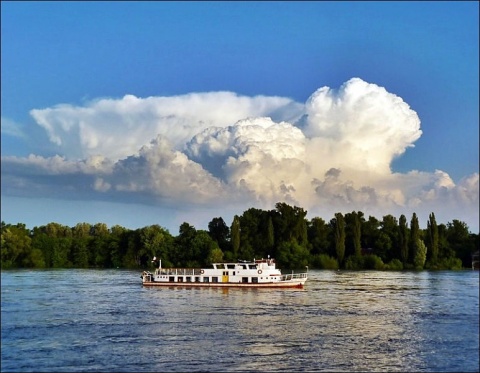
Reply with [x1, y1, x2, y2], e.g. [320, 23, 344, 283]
[353, 212, 362, 257]
[399, 214, 409, 265]
[267, 216, 274, 250]
[427, 212, 439, 264]
[410, 213, 420, 264]
[334, 213, 346, 266]
[231, 215, 240, 260]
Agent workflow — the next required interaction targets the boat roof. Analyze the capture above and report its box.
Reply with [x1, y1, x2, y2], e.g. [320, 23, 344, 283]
[211, 258, 275, 265]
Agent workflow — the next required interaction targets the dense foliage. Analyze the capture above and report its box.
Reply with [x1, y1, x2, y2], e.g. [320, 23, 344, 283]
[1, 203, 478, 270]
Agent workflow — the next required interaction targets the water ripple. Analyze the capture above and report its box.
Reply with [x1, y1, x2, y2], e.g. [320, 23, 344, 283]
[1, 269, 478, 372]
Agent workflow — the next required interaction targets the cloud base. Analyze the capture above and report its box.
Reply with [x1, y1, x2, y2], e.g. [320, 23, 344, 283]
[2, 78, 478, 231]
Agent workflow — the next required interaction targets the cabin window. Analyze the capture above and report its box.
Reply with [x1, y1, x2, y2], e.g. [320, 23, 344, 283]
[227, 264, 235, 269]
[195, 277, 201, 282]
[178, 277, 183, 282]
[169, 276, 175, 282]
[212, 277, 219, 283]
[223, 271, 228, 276]
[252, 277, 258, 283]
[248, 265, 257, 269]
[186, 277, 192, 282]
[203, 277, 209, 283]
[242, 277, 248, 283]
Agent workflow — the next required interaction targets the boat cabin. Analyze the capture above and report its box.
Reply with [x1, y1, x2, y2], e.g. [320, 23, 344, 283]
[142, 257, 307, 287]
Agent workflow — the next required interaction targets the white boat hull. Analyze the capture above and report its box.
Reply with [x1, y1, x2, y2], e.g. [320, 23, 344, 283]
[142, 279, 307, 288]
[141, 258, 308, 289]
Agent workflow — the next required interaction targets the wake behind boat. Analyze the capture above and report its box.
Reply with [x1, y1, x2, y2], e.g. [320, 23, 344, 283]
[141, 257, 308, 288]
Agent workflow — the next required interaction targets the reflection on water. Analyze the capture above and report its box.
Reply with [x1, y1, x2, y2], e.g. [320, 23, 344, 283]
[1, 269, 478, 372]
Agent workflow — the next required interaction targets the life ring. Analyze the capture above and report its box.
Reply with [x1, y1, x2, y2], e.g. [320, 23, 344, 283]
[258, 269, 262, 274]
[200, 270, 205, 274]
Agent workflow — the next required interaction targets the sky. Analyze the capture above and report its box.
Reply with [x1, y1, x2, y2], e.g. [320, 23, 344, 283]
[1, 1, 479, 234]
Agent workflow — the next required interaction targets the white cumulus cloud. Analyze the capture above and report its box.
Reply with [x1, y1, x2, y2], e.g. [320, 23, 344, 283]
[29, 92, 303, 161]
[302, 77, 422, 174]
[1, 78, 478, 231]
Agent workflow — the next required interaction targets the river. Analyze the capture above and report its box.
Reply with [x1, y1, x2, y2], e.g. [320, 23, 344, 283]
[1, 269, 478, 372]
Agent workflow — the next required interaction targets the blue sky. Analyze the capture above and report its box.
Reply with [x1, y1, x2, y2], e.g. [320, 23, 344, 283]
[1, 1, 479, 233]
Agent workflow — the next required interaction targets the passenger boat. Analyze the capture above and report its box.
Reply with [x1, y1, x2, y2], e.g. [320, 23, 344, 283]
[141, 257, 308, 288]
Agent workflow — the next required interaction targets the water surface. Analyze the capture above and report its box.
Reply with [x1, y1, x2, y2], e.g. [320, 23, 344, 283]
[1, 269, 478, 372]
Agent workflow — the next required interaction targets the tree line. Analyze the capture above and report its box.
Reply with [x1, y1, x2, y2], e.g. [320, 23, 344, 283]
[1, 202, 478, 271]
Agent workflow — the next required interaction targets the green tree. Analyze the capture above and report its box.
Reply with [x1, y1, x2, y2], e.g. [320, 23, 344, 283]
[1, 224, 32, 268]
[307, 217, 330, 256]
[3, 206, 477, 271]
[426, 212, 439, 266]
[31, 233, 55, 268]
[313, 254, 339, 270]
[333, 213, 346, 266]
[352, 212, 362, 256]
[380, 214, 399, 262]
[238, 208, 272, 259]
[139, 225, 172, 266]
[344, 254, 365, 270]
[109, 225, 129, 268]
[267, 216, 275, 250]
[231, 215, 240, 260]
[90, 235, 111, 268]
[437, 223, 455, 260]
[362, 215, 380, 252]
[399, 214, 409, 265]
[413, 239, 427, 269]
[40, 223, 72, 238]
[72, 222, 92, 238]
[409, 213, 420, 265]
[446, 220, 471, 268]
[273, 203, 308, 245]
[24, 248, 46, 268]
[373, 231, 392, 262]
[276, 240, 310, 269]
[237, 241, 255, 262]
[123, 229, 142, 268]
[208, 217, 230, 252]
[345, 211, 363, 257]
[174, 222, 197, 265]
[71, 238, 89, 268]
[363, 254, 385, 270]
[208, 247, 224, 264]
[193, 230, 221, 266]
[51, 238, 72, 268]
[91, 222, 109, 237]
[174, 224, 220, 266]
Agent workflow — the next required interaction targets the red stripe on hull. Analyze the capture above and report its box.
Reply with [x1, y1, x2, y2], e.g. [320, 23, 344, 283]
[142, 282, 304, 288]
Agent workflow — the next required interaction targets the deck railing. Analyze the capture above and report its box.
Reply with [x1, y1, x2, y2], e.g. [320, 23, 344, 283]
[279, 273, 308, 281]
[154, 268, 308, 281]
[155, 268, 202, 276]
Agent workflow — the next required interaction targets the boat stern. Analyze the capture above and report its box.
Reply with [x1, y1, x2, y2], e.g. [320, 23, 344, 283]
[141, 271, 153, 283]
